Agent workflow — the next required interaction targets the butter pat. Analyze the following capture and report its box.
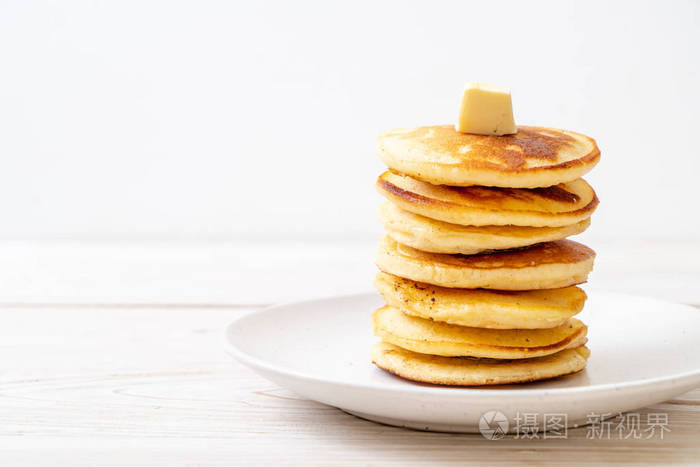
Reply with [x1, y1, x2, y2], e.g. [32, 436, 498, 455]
[456, 82, 516, 135]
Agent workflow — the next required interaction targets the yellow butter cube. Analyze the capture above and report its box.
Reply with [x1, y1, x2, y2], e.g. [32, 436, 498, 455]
[456, 82, 516, 136]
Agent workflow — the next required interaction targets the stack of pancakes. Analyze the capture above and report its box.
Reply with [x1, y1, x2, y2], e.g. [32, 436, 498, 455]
[371, 125, 600, 386]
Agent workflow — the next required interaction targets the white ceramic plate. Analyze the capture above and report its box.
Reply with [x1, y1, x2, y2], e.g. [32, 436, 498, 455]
[225, 291, 700, 433]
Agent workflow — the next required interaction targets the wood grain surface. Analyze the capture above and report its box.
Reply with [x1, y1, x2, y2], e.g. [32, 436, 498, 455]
[1, 305, 698, 465]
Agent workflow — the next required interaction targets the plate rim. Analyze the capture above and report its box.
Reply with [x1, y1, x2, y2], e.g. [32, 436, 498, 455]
[224, 290, 700, 399]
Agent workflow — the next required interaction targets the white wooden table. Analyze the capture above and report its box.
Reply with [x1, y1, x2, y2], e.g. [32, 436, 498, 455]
[1, 240, 699, 465]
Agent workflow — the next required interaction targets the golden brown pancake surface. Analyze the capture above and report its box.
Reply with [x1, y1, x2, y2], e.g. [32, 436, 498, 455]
[376, 236, 595, 289]
[376, 171, 598, 227]
[377, 125, 600, 188]
[383, 235, 594, 269]
[378, 202, 591, 254]
[372, 305, 587, 359]
[374, 272, 586, 329]
[371, 341, 590, 386]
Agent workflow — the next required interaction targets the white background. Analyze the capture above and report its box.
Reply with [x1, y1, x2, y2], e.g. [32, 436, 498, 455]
[1, 4, 699, 459]
[0, 0, 698, 243]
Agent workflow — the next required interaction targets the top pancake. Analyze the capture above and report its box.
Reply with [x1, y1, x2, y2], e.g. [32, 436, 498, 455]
[377, 125, 600, 188]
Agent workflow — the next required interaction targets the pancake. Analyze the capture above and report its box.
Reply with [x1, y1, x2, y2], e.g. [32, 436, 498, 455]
[376, 236, 595, 290]
[376, 171, 598, 228]
[371, 341, 590, 386]
[377, 125, 600, 188]
[378, 202, 590, 254]
[372, 305, 587, 359]
[374, 272, 586, 329]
